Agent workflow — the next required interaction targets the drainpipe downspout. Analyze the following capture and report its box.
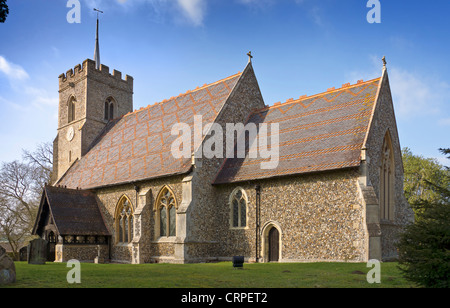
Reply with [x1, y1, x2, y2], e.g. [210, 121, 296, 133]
[255, 185, 261, 263]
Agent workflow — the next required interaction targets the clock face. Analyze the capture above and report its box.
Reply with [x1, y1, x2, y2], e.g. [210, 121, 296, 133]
[66, 127, 75, 141]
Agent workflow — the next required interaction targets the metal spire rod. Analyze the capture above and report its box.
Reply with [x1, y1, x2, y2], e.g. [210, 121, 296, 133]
[93, 8, 103, 70]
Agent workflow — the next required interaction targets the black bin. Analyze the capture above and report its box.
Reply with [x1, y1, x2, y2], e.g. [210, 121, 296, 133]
[232, 256, 244, 269]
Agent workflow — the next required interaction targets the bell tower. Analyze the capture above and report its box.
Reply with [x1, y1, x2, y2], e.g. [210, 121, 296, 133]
[53, 60, 134, 183]
[52, 13, 133, 183]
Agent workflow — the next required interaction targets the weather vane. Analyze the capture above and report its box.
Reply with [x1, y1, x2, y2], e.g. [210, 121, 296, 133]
[94, 8, 104, 20]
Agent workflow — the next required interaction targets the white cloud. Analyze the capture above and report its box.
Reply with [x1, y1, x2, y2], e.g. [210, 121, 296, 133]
[346, 55, 450, 120]
[308, 6, 323, 26]
[0, 56, 29, 80]
[438, 117, 450, 127]
[237, 0, 275, 7]
[90, 0, 207, 26]
[24, 86, 58, 110]
[389, 68, 450, 118]
[176, 0, 206, 26]
[0, 57, 57, 113]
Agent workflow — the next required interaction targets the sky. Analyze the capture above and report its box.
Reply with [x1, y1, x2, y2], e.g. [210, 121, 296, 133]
[0, 0, 449, 165]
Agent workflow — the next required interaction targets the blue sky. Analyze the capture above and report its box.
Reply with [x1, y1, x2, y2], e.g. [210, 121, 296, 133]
[0, 0, 449, 165]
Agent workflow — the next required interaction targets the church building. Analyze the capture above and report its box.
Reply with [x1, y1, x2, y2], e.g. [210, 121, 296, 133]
[32, 22, 414, 264]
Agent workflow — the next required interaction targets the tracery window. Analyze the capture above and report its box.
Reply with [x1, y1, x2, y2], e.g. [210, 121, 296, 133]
[380, 132, 395, 221]
[230, 187, 247, 228]
[115, 196, 134, 244]
[155, 186, 177, 238]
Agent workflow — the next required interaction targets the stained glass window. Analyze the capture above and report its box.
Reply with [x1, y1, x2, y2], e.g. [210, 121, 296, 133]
[169, 206, 176, 236]
[233, 199, 239, 227]
[156, 187, 177, 238]
[380, 132, 395, 221]
[230, 188, 247, 228]
[160, 206, 167, 237]
[115, 197, 134, 244]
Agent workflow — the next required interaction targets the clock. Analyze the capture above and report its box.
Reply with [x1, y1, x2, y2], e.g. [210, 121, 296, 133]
[66, 127, 75, 141]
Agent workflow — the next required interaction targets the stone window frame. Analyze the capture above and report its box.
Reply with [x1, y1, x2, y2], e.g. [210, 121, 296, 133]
[104, 96, 116, 121]
[379, 130, 395, 221]
[229, 187, 249, 230]
[154, 185, 178, 240]
[114, 195, 134, 245]
[68, 96, 76, 123]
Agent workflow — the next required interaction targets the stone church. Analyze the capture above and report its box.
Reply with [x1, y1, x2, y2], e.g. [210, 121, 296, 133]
[32, 26, 414, 263]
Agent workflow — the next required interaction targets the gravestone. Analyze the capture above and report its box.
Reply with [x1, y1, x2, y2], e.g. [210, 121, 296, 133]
[19, 246, 28, 261]
[0, 247, 16, 285]
[94, 245, 105, 264]
[27, 238, 48, 265]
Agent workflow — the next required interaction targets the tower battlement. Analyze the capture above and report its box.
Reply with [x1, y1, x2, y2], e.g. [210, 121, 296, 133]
[58, 59, 133, 91]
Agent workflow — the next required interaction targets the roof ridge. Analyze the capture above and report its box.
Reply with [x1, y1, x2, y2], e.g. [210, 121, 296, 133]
[120, 71, 243, 119]
[253, 77, 382, 114]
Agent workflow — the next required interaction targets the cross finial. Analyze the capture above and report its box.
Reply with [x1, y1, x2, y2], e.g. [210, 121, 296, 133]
[247, 51, 253, 63]
[382, 56, 387, 68]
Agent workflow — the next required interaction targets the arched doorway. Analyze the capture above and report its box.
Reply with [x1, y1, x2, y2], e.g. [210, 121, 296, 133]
[261, 221, 282, 262]
[268, 227, 280, 262]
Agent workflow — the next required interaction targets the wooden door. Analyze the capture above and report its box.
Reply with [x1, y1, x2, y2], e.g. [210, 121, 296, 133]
[268, 227, 279, 262]
[47, 231, 56, 262]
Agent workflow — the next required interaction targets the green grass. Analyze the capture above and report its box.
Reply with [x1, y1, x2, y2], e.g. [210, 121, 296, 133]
[2, 261, 415, 288]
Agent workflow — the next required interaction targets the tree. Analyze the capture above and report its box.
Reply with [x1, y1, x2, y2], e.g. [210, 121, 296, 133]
[0, 161, 40, 259]
[402, 147, 449, 219]
[0, 142, 53, 259]
[0, 196, 29, 260]
[397, 148, 450, 288]
[0, 0, 8, 23]
[22, 142, 54, 190]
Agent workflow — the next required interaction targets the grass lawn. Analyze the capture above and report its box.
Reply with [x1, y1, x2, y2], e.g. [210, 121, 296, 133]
[2, 261, 415, 288]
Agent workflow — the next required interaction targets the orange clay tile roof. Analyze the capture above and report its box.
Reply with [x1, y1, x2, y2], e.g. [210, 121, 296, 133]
[213, 77, 381, 184]
[58, 72, 242, 189]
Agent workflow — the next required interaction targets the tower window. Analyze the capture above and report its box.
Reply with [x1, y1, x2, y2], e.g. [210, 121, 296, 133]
[68, 97, 76, 123]
[104, 101, 108, 120]
[104, 97, 115, 121]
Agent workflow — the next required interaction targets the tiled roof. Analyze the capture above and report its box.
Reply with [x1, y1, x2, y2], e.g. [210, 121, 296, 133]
[213, 78, 381, 184]
[58, 72, 242, 189]
[34, 186, 110, 236]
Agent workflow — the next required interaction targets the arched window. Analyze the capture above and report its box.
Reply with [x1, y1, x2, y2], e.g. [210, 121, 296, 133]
[104, 101, 109, 121]
[68, 97, 76, 123]
[104, 97, 115, 121]
[155, 186, 177, 238]
[230, 187, 248, 228]
[109, 101, 114, 120]
[115, 196, 134, 244]
[380, 132, 395, 221]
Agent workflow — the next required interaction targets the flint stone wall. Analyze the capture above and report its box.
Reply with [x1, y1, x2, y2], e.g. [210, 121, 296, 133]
[212, 169, 368, 262]
[55, 244, 109, 263]
[94, 175, 183, 263]
[364, 71, 414, 260]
